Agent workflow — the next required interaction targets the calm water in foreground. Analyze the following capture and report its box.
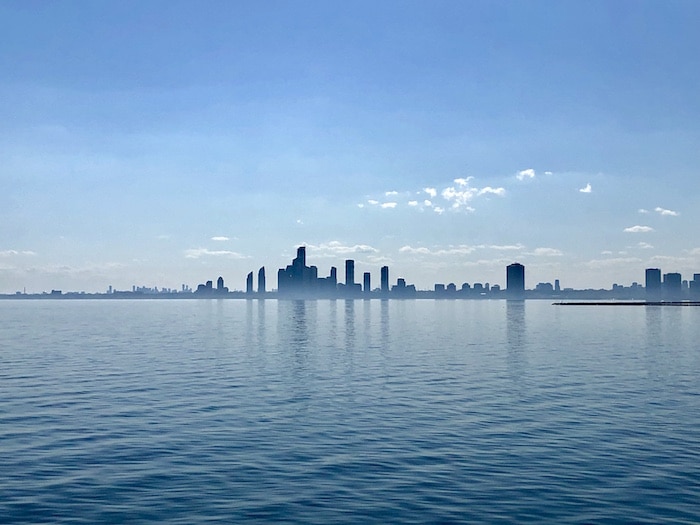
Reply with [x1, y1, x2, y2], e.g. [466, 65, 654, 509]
[1, 299, 699, 523]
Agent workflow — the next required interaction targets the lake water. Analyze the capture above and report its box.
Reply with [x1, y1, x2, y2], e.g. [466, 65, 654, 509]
[1, 299, 699, 523]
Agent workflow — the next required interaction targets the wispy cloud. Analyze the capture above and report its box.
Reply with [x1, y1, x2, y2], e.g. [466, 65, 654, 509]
[623, 225, 654, 233]
[399, 245, 476, 256]
[424, 187, 437, 198]
[408, 200, 418, 207]
[532, 247, 563, 257]
[385, 190, 398, 196]
[638, 209, 649, 214]
[380, 202, 397, 209]
[210, 236, 229, 241]
[306, 241, 379, 256]
[478, 186, 506, 196]
[638, 242, 654, 249]
[516, 168, 536, 181]
[0, 250, 36, 257]
[579, 183, 592, 193]
[586, 257, 642, 269]
[184, 248, 247, 259]
[655, 207, 679, 216]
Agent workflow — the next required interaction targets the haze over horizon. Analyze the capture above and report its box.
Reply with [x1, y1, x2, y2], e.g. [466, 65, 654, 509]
[2, 1, 700, 293]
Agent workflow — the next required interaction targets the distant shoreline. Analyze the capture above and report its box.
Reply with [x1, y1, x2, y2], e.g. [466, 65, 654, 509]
[554, 301, 700, 306]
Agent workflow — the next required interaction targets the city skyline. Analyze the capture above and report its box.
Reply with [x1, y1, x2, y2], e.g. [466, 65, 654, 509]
[4, 244, 700, 301]
[2, 2, 700, 293]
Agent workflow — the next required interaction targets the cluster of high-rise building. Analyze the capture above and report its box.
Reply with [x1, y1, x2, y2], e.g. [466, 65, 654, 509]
[645, 268, 700, 299]
[274, 246, 415, 298]
[89, 247, 700, 302]
[190, 248, 700, 301]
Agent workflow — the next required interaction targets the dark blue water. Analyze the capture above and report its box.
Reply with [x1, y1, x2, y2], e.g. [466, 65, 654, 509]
[1, 299, 699, 523]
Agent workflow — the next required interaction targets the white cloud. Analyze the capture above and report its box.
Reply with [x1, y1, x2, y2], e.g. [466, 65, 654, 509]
[424, 199, 433, 207]
[0, 250, 36, 257]
[424, 187, 437, 198]
[516, 168, 536, 181]
[601, 250, 614, 255]
[544, 171, 553, 175]
[385, 190, 398, 196]
[441, 185, 477, 207]
[623, 225, 654, 233]
[210, 236, 229, 242]
[434, 207, 445, 214]
[579, 183, 592, 193]
[184, 248, 247, 259]
[638, 209, 649, 214]
[638, 242, 654, 249]
[408, 200, 418, 206]
[655, 207, 679, 216]
[380, 202, 397, 209]
[367, 199, 379, 205]
[532, 247, 563, 257]
[399, 245, 476, 256]
[586, 257, 642, 269]
[488, 244, 525, 251]
[478, 186, 506, 196]
[454, 177, 473, 186]
[307, 241, 379, 256]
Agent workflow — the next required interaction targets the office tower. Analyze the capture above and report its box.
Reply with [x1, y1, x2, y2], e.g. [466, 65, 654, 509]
[246, 272, 253, 294]
[554, 279, 560, 292]
[645, 268, 662, 297]
[345, 259, 355, 286]
[329, 267, 337, 287]
[258, 267, 266, 294]
[217, 276, 224, 291]
[663, 272, 682, 298]
[381, 266, 389, 294]
[363, 272, 371, 293]
[506, 263, 525, 297]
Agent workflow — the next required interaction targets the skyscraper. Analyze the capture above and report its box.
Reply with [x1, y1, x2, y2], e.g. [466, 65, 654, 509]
[363, 272, 371, 294]
[506, 263, 525, 297]
[345, 259, 355, 287]
[645, 268, 661, 298]
[258, 267, 265, 294]
[246, 272, 253, 294]
[381, 266, 389, 294]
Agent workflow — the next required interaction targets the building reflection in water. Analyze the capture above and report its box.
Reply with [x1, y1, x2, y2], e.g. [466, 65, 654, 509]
[506, 300, 527, 386]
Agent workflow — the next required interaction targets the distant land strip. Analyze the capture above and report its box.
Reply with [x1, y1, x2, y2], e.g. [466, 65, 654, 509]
[554, 301, 700, 306]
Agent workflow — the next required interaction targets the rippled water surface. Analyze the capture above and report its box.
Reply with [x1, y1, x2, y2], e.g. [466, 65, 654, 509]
[1, 299, 699, 523]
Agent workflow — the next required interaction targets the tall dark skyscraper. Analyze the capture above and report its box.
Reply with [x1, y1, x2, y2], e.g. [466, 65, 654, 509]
[646, 268, 661, 298]
[663, 272, 682, 298]
[506, 263, 525, 297]
[381, 266, 389, 294]
[257, 267, 265, 294]
[345, 259, 355, 287]
[217, 276, 224, 291]
[246, 272, 253, 294]
[363, 272, 371, 294]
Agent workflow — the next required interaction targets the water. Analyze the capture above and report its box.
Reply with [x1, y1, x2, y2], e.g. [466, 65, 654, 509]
[1, 299, 699, 523]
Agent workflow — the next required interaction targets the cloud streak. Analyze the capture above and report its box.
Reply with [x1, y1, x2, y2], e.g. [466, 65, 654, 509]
[184, 248, 247, 259]
[655, 207, 679, 216]
[623, 225, 654, 233]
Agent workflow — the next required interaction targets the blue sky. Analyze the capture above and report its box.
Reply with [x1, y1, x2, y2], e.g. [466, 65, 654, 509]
[2, 0, 700, 293]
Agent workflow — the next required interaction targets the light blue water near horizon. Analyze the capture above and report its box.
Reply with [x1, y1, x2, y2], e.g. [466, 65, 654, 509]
[1, 299, 699, 523]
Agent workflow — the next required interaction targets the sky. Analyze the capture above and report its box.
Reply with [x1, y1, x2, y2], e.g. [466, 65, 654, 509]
[2, 0, 700, 293]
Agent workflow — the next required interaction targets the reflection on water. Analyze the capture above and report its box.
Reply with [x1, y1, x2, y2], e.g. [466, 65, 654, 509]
[505, 300, 527, 386]
[1, 300, 700, 524]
